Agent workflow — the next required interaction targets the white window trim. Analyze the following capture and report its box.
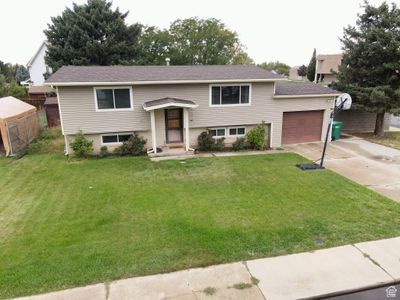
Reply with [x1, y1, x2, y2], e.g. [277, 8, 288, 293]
[94, 86, 133, 112]
[227, 127, 246, 137]
[101, 132, 134, 145]
[208, 126, 246, 138]
[209, 84, 252, 107]
[208, 128, 227, 138]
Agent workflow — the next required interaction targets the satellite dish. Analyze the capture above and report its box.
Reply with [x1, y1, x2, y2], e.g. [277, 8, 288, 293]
[336, 93, 352, 110]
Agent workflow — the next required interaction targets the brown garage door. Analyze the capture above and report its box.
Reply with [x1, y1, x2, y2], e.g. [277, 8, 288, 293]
[282, 110, 324, 144]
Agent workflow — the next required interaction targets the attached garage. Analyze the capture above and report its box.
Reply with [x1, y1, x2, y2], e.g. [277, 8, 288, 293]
[274, 82, 341, 146]
[282, 110, 324, 144]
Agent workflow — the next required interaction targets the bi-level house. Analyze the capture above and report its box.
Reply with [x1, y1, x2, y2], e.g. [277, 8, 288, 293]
[45, 65, 340, 154]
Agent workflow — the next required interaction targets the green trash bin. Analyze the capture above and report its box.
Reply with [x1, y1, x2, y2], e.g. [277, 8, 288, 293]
[331, 121, 343, 141]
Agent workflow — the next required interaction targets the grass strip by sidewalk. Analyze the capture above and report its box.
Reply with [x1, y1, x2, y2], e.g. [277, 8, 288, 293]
[1, 152, 399, 298]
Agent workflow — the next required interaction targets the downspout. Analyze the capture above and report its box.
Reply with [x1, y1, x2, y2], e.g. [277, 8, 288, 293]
[55, 86, 69, 155]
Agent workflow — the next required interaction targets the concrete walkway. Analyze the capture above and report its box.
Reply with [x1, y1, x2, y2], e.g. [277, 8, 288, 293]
[150, 149, 287, 161]
[15, 237, 400, 300]
[285, 136, 400, 202]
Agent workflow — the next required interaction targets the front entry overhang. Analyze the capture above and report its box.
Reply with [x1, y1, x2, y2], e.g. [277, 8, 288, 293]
[142, 97, 198, 111]
[143, 97, 198, 155]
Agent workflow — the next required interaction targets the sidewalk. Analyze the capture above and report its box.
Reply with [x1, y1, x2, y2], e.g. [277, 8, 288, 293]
[150, 149, 287, 161]
[14, 236, 400, 300]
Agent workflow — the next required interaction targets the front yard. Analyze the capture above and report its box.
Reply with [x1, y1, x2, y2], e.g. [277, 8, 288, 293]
[1, 152, 400, 298]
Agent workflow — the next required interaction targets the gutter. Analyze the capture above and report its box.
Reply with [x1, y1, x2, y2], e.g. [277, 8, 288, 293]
[45, 78, 287, 87]
[273, 94, 341, 99]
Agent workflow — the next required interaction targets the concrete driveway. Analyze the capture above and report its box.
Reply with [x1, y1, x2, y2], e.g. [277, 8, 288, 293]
[285, 136, 400, 202]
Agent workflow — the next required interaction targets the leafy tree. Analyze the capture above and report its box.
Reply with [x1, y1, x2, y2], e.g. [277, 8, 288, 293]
[232, 49, 254, 65]
[0, 75, 8, 97]
[169, 18, 241, 65]
[15, 65, 30, 83]
[44, 0, 141, 72]
[307, 49, 316, 82]
[137, 18, 252, 65]
[297, 65, 308, 77]
[0, 75, 27, 98]
[258, 61, 290, 76]
[135, 26, 171, 65]
[0, 61, 18, 82]
[334, 1, 400, 136]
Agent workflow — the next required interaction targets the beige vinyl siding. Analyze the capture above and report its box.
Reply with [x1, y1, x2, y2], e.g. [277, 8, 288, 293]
[270, 97, 334, 146]
[58, 83, 335, 148]
[205, 124, 270, 146]
[66, 131, 152, 153]
[66, 123, 270, 154]
[58, 86, 150, 134]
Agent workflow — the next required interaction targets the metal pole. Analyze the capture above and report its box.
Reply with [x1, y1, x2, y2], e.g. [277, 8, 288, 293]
[319, 98, 348, 168]
[319, 111, 333, 168]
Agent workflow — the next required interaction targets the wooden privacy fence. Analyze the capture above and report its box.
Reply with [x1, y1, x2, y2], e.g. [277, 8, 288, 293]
[21, 98, 46, 110]
[5, 111, 42, 155]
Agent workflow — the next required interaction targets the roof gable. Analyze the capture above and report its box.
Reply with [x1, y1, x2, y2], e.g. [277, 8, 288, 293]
[143, 97, 198, 111]
[27, 41, 47, 67]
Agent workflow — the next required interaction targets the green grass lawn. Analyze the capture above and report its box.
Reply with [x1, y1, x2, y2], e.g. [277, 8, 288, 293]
[1, 152, 400, 298]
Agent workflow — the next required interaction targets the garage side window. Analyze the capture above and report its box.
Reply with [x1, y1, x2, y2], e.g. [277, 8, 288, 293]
[95, 87, 132, 111]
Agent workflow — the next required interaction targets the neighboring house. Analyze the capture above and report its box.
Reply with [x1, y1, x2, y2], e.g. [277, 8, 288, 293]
[315, 54, 342, 84]
[27, 41, 52, 85]
[45, 65, 340, 154]
[289, 66, 305, 81]
[23, 85, 55, 110]
[28, 85, 55, 100]
[314, 53, 390, 132]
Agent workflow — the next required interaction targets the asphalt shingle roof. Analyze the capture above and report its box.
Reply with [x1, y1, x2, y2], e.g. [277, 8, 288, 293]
[46, 65, 283, 84]
[275, 81, 340, 96]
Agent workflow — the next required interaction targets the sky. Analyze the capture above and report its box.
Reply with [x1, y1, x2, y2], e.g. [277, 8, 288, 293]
[0, 0, 386, 67]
